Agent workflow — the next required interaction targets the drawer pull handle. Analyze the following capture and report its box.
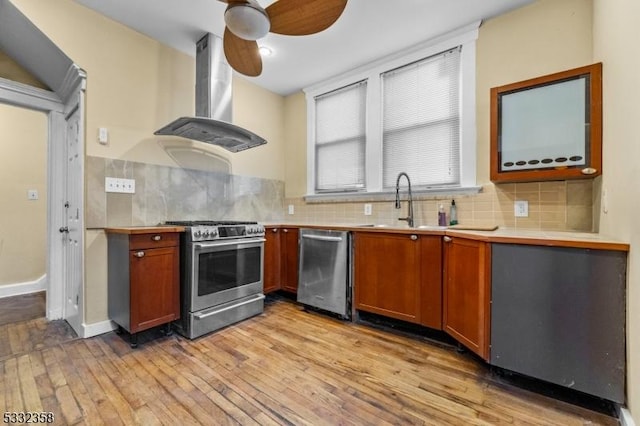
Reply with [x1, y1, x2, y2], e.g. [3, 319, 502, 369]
[410, 235, 418, 241]
[152, 235, 162, 241]
[272, 228, 278, 233]
[443, 236, 452, 243]
[134, 251, 145, 258]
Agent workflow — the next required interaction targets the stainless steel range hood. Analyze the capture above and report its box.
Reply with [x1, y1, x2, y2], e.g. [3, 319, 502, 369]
[154, 33, 267, 152]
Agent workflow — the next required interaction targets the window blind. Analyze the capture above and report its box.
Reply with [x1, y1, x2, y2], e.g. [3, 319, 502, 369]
[314, 80, 367, 192]
[382, 48, 461, 188]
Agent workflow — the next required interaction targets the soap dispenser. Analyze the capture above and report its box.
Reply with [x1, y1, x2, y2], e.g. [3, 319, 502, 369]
[438, 204, 447, 226]
[449, 199, 458, 225]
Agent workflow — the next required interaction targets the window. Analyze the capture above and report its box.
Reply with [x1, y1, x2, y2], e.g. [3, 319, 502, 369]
[314, 81, 367, 192]
[304, 23, 478, 197]
[382, 48, 460, 188]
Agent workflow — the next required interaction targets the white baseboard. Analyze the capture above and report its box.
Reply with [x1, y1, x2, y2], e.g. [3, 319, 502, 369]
[81, 319, 117, 338]
[619, 406, 636, 426]
[0, 275, 47, 299]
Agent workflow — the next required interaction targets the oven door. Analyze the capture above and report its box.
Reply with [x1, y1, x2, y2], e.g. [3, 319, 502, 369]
[190, 237, 265, 312]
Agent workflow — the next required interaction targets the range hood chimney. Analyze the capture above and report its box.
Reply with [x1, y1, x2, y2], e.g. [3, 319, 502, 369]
[154, 33, 267, 152]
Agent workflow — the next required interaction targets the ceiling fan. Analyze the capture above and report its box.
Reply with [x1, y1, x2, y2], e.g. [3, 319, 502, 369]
[218, 0, 348, 76]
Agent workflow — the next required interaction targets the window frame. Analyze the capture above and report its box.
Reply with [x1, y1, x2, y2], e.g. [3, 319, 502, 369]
[304, 22, 479, 198]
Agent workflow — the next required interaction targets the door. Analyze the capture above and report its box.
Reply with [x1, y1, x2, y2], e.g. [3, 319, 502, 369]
[61, 98, 84, 334]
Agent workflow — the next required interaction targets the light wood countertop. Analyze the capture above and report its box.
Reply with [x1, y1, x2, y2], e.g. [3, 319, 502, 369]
[104, 226, 185, 235]
[263, 223, 629, 251]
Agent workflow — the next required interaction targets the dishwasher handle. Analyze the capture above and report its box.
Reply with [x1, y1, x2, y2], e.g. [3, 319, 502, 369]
[301, 234, 344, 242]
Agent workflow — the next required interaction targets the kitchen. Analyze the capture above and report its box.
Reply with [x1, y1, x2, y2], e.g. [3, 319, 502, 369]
[0, 0, 638, 424]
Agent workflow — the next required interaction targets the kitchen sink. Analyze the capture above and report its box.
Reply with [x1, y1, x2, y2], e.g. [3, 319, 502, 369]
[357, 224, 389, 227]
[417, 225, 448, 230]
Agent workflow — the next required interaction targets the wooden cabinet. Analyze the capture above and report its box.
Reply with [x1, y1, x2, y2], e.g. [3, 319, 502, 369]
[280, 227, 299, 293]
[106, 228, 181, 347]
[442, 236, 491, 360]
[263, 227, 282, 294]
[353, 232, 442, 329]
[263, 226, 299, 294]
[490, 63, 602, 183]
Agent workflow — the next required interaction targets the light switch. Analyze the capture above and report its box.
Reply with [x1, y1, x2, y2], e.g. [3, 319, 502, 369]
[98, 127, 109, 144]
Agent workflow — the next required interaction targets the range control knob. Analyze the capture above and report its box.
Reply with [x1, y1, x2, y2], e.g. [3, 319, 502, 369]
[210, 228, 219, 238]
[193, 229, 202, 239]
[202, 229, 211, 239]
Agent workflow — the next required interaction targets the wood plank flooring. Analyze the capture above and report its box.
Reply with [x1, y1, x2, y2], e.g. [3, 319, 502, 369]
[0, 298, 617, 425]
[0, 291, 46, 326]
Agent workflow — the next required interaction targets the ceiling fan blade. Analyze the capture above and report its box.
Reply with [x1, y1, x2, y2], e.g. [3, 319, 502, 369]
[266, 0, 348, 36]
[223, 27, 263, 77]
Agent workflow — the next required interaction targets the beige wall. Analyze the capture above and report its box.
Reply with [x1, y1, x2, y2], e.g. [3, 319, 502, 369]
[0, 104, 47, 286]
[0, 49, 48, 89]
[476, 0, 593, 184]
[282, 0, 595, 231]
[283, 91, 307, 198]
[593, 0, 640, 417]
[8, 0, 286, 323]
[12, 0, 285, 181]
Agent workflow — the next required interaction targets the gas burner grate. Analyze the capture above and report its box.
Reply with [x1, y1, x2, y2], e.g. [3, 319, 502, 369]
[165, 220, 258, 226]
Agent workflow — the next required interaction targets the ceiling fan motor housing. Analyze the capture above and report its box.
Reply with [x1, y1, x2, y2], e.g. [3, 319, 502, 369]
[224, 1, 270, 41]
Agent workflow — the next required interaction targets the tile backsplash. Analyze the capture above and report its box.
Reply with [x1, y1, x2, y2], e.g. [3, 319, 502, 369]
[86, 156, 285, 228]
[86, 155, 594, 232]
[284, 180, 595, 232]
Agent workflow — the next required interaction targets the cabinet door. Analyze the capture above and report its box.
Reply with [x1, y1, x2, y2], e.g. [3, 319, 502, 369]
[420, 236, 443, 330]
[129, 246, 180, 333]
[281, 228, 299, 293]
[443, 237, 491, 360]
[354, 232, 421, 323]
[263, 227, 282, 294]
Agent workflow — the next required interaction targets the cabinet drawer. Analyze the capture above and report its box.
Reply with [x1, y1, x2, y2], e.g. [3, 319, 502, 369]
[129, 232, 179, 250]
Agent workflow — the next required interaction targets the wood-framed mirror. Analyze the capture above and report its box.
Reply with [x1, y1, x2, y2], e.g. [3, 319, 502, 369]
[490, 63, 602, 183]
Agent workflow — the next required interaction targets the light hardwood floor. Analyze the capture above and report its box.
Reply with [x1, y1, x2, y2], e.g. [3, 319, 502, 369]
[0, 298, 618, 425]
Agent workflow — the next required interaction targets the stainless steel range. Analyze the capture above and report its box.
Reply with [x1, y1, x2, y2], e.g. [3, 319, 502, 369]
[165, 220, 265, 339]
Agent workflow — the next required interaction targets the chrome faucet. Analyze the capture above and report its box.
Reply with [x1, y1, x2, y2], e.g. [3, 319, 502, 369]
[395, 172, 414, 227]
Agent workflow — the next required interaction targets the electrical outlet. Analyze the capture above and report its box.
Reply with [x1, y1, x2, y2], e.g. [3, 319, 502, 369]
[121, 178, 135, 194]
[514, 200, 529, 217]
[105, 177, 135, 193]
[288, 204, 295, 215]
[364, 204, 372, 216]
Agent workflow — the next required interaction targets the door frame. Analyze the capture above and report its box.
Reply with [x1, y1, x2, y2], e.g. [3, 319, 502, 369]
[0, 75, 85, 331]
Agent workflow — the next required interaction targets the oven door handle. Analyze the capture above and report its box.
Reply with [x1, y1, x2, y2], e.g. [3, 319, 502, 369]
[193, 237, 266, 250]
[193, 294, 266, 320]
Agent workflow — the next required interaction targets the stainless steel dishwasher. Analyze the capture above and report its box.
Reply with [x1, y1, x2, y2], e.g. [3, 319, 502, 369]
[297, 229, 351, 318]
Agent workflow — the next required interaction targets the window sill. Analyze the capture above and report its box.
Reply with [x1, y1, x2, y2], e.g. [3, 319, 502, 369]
[304, 186, 482, 204]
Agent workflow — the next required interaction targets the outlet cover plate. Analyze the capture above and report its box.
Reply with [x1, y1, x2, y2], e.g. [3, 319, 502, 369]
[514, 200, 529, 217]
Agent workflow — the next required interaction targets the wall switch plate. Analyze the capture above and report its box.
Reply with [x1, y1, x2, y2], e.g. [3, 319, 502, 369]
[514, 200, 529, 217]
[288, 204, 294, 215]
[98, 127, 109, 144]
[27, 189, 38, 200]
[105, 177, 135, 194]
[364, 203, 372, 216]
